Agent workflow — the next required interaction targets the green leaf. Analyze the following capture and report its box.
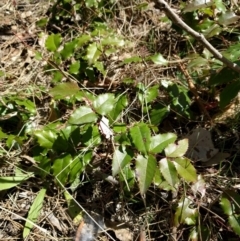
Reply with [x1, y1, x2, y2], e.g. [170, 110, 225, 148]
[0, 70, 5, 77]
[52, 70, 63, 83]
[189, 227, 198, 241]
[150, 54, 168, 65]
[35, 156, 51, 178]
[149, 133, 177, 154]
[119, 164, 135, 193]
[150, 106, 169, 125]
[138, 85, 159, 104]
[0, 128, 8, 139]
[60, 39, 78, 60]
[64, 191, 83, 224]
[174, 197, 198, 226]
[220, 195, 232, 216]
[69, 156, 83, 183]
[219, 11, 237, 27]
[123, 56, 142, 64]
[36, 18, 48, 28]
[15, 99, 36, 114]
[215, 0, 226, 12]
[229, 215, 240, 236]
[114, 132, 131, 146]
[203, 24, 222, 38]
[23, 188, 46, 238]
[196, 18, 215, 32]
[108, 95, 128, 122]
[45, 34, 62, 52]
[85, 43, 101, 64]
[69, 61, 80, 74]
[136, 154, 157, 195]
[85, 66, 95, 81]
[91, 22, 108, 36]
[49, 82, 80, 100]
[35, 51, 42, 60]
[101, 36, 124, 46]
[68, 106, 98, 125]
[209, 61, 240, 85]
[69, 151, 92, 184]
[0, 173, 34, 191]
[52, 134, 69, 152]
[112, 145, 134, 176]
[188, 56, 209, 69]
[34, 129, 58, 149]
[219, 81, 240, 108]
[220, 190, 240, 215]
[165, 139, 189, 158]
[85, 0, 98, 7]
[94, 61, 105, 74]
[77, 35, 91, 47]
[220, 190, 240, 235]
[81, 150, 93, 168]
[113, 123, 127, 133]
[167, 83, 191, 117]
[184, 0, 213, 12]
[159, 158, 179, 187]
[93, 93, 115, 115]
[154, 168, 173, 191]
[136, 82, 145, 91]
[130, 122, 151, 155]
[82, 125, 101, 146]
[75, 90, 95, 102]
[223, 44, 240, 61]
[52, 154, 71, 185]
[173, 157, 197, 182]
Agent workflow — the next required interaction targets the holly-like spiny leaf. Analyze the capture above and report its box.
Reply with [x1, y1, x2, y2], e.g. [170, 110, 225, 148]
[112, 145, 134, 176]
[159, 158, 179, 187]
[136, 154, 157, 195]
[149, 133, 177, 154]
[173, 157, 197, 182]
[68, 106, 98, 125]
[165, 139, 189, 158]
[130, 122, 151, 155]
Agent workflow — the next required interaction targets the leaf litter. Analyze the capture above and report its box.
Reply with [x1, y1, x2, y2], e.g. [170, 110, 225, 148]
[185, 127, 229, 166]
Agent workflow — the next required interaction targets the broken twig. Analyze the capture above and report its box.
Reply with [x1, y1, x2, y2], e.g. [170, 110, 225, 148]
[154, 0, 240, 73]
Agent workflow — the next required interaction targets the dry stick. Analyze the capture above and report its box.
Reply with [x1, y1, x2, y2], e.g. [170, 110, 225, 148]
[154, 0, 240, 74]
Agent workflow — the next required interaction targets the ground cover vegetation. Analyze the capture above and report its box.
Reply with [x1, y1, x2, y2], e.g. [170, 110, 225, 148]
[1, 0, 240, 240]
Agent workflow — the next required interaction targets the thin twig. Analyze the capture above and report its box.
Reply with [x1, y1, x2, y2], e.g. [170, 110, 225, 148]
[154, 0, 240, 73]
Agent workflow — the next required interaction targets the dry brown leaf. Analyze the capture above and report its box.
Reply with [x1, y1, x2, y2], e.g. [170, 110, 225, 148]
[185, 128, 218, 162]
[114, 228, 133, 241]
[201, 152, 230, 166]
[46, 212, 66, 232]
[185, 128, 229, 165]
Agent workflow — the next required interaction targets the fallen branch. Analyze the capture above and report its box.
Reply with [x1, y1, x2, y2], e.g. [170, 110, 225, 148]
[154, 0, 240, 73]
